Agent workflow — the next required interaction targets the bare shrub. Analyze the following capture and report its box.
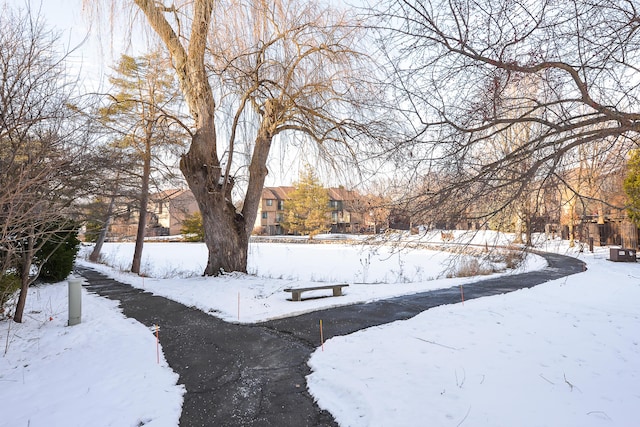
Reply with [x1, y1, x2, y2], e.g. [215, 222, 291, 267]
[447, 257, 493, 278]
[503, 250, 525, 270]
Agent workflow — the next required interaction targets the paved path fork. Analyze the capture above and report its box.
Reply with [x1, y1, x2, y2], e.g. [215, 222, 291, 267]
[75, 251, 585, 426]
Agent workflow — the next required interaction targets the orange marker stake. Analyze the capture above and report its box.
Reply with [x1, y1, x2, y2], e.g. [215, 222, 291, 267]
[320, 319, 324, 351]
[460, 285, 465, 306]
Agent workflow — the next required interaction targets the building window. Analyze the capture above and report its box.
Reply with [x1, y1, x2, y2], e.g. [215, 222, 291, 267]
[276, 213, 284, 223]
[332, 211, 339, 222]
[262, 212, 268, 219]
[277, 200, 284, 210]
[266, 199, 274, 206]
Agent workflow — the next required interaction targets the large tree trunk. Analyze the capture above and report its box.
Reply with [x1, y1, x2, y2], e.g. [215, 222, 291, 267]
[180, 119, 275, 275]
[180, 118, 249, 275]
[180, 166, 249, 275]
[241, 123, 275, 236]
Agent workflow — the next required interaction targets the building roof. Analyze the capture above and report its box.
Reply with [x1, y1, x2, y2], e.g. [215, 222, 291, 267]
[261, 186, 294, 200]
[327, 187, 359, 201]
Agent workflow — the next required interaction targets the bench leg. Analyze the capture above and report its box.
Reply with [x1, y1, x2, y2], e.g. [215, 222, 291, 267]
[291, 291, 301, 301]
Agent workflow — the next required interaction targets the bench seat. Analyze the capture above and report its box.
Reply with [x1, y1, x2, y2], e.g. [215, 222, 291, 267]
[284, 284, 349, 301]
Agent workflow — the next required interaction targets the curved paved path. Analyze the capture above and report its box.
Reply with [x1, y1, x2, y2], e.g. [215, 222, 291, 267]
[76, 251, 585, 426]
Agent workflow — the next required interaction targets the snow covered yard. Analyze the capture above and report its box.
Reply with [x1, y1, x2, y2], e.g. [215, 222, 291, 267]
[0, 282, 184, 427]
[75, 236, 545, 323]
[1, 235, 638, 426]
[308, 243, 640, 427]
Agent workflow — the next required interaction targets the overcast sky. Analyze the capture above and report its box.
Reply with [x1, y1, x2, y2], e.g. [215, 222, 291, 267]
[3, 0, 148, 91]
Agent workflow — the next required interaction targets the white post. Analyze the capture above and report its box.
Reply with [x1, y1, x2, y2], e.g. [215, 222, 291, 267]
[68, 277, 82, 326]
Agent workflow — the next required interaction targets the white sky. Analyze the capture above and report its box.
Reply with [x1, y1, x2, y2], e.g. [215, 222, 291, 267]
[3, 0, 150, 92]
[2, 1, 89, 93]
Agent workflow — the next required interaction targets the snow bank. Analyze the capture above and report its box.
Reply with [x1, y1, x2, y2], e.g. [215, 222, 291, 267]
[307, 244, 640, 427]
[0, 282, 184, 427]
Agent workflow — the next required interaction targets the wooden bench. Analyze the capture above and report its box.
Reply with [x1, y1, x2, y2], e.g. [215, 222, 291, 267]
[284, 284, 349, 301]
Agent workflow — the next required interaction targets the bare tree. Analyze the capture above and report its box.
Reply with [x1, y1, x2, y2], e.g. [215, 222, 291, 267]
[377, 0, 640, 232]
[485, 75, 545, 244]
[556, 136, 629, 245]
[87, 192, 118, 262]
[85, 146, 143, 261]
[100, 50, 185, 274]
[1, 5, 91, 322]
[88, 0, 386, 275]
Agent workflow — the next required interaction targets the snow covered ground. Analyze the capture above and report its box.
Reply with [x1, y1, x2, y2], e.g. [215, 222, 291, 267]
[77, 234, 545, 323]
[1, 233, 638, 426]
[308, 241, 640, 427]
[0, 281, 184, 427]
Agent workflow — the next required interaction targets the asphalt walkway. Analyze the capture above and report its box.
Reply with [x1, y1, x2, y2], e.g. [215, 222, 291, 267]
[75, 251, 585, 426]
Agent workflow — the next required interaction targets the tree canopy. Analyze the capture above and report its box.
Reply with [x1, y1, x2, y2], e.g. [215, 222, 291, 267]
[624, 150, 640, 225]
[282, 167, 331, 238]
[84, 0, 388, 275]
[379, 0, 640, 229]
[100, 50, 185, 273]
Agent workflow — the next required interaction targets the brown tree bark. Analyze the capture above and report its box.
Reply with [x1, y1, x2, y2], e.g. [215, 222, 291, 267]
[134, 0, 256, 275]
[89, 195, 116, 262]
[13, 235, 34, 323]
[180, 133, 250, 274]
[131, 0, 371, 274]
[131, 137, 152, 274]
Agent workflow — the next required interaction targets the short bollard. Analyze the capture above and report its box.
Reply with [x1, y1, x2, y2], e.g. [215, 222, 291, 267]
[68, 277, 82, 326]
